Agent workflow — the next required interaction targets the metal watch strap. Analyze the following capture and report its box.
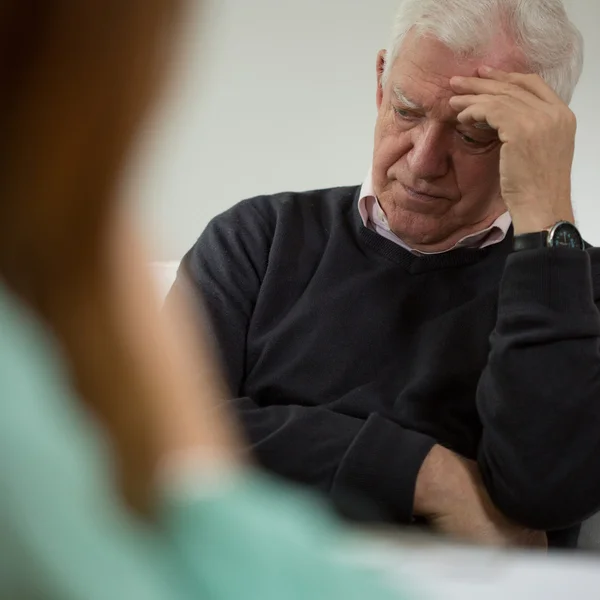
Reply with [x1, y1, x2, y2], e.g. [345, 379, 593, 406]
[512, 231, 548, 252]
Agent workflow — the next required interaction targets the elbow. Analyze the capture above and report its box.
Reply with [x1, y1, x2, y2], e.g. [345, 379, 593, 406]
[479, 458, 600, 531]
[488, 485, 588, 531]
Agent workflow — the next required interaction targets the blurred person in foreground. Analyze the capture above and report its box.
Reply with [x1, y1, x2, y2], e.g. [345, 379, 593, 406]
[0, 2, 408, 599]
[173, 0, 600, 550]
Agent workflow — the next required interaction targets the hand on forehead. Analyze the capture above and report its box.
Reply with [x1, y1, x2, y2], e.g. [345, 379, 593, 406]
[389, 30, 530, 106]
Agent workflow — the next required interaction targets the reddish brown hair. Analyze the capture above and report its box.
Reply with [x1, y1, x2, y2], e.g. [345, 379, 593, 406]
[0, 0, 182, 304]
[0, 0, 187, 514]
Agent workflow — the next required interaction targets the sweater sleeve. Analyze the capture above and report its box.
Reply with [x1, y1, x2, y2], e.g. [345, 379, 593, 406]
[168, 199, 436, 524]
[476, 247, 600, 531]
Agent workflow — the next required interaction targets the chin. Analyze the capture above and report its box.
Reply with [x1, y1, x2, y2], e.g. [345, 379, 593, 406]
[387, 209, 456, 247]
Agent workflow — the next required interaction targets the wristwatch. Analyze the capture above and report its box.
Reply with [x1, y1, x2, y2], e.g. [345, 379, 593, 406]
[513, 221, 584, 252]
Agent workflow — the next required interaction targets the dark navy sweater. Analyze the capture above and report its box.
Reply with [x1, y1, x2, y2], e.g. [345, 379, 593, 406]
[172, 185, 600, 548]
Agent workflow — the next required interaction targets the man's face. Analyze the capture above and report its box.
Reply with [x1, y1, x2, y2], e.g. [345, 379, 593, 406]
[372, 32, 526, 251]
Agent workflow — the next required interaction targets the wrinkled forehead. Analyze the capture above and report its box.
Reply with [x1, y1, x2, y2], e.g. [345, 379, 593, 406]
[388, 30, 529, 118]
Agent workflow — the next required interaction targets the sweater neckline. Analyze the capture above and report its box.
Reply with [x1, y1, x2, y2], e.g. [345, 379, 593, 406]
[349, 186, 513, 273]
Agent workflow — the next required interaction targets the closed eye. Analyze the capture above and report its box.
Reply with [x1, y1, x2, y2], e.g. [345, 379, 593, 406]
[460, 133, 479, 145]
[394, 107, 419, 120]
[458, 132, 495, 147]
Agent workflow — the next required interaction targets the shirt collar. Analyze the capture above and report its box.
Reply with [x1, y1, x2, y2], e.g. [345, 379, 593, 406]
[358, 169, 511, 256]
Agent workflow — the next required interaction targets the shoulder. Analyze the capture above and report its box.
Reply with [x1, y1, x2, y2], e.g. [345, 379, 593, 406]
[208, 185, 361, 234]
[0, 283, 87, 447]
[0, 282, 63, 392]
[183, 186, 360, 286]
[194, 185, 360, 260]
[0, 282, 103, 493]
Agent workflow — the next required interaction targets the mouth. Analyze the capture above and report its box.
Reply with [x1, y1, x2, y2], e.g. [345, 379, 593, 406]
[402, 184, 448, 202]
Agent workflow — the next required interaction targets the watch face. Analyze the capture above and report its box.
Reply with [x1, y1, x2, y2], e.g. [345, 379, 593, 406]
[549, 222, 584, 250]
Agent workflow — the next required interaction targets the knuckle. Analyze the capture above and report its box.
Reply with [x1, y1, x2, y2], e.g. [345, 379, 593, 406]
[523, 73, 541, 85]
[565, 109, 577, 129]
[508, 72, 533, 85]
[519, 118, 538, 139]
[552, 106, 577, 129]
[501, 83, 518, 97]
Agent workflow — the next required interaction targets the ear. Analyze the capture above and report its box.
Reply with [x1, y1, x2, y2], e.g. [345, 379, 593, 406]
[376, 49, 387, 110]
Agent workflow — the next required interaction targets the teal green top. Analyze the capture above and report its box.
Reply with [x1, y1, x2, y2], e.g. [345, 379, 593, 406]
[0, 281, 406, 600]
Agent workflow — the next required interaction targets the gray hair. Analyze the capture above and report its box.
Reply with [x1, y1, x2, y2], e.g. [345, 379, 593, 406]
[381, 0, 584, 104]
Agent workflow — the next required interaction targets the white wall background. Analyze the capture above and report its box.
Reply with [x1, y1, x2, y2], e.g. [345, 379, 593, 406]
[128, 0, 600, 261]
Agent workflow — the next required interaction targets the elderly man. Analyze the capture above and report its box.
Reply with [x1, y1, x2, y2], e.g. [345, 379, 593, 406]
[171, 0, 600, 548]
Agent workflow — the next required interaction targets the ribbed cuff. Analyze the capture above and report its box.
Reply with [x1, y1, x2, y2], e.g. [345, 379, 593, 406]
[331, 413, 436, 523]
[500, 248, 596, 314]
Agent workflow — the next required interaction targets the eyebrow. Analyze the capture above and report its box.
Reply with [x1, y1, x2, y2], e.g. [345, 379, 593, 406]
[392, 86, 422, 110]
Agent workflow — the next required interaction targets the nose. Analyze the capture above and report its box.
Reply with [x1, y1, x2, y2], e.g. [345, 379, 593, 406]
[406, 122, 450, 181]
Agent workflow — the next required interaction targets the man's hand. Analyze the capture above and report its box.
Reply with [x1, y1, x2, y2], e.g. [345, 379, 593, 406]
[449, 66, 576, 235]
[414, 445, 547, 549]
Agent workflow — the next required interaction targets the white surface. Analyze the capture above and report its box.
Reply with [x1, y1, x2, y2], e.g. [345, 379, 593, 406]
[579, 512, 600, 551]
[353, 536, 600, 599]
[129, 0, 600, 262]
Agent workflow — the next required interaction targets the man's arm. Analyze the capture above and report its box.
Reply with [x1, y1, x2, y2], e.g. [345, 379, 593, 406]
[476, 247, 600, 530]
[231, 396, 435, 522]
[415, 446, 547, 548]
[450, 68, 600, 531]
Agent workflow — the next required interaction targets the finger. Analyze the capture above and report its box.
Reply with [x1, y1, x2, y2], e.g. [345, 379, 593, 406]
[455, 102, 500, 130]
[449, 94, 503, 132]
[450, 75, 544, 111]
[449, 93, 496, 111]
[454, 97, 527, 140]
[449, 93, 531, 116]
[478, 65, 562, 105]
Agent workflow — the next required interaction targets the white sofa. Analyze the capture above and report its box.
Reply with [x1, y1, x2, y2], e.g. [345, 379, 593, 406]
[152, 261, 180, 303]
